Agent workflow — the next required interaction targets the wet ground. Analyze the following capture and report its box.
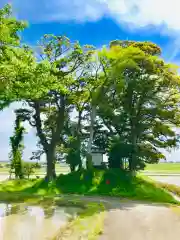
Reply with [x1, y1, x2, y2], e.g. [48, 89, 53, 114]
[0, 202, 79, 240]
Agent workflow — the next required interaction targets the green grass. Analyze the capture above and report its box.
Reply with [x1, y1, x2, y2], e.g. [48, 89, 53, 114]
[144, 163, 180, 173]
[0, 169, 178, 204]
[157, 182, 180, 197]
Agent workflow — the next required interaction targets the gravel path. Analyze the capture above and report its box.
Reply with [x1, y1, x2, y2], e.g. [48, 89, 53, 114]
[99, 201, 180, 240]
[56, 196, 180, 240]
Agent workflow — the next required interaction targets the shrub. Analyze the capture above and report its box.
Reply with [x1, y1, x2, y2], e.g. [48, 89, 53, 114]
[23, 162, 35, 179]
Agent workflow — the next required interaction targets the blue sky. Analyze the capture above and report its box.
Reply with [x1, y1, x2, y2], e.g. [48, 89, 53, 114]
[1, 0, 180, 162]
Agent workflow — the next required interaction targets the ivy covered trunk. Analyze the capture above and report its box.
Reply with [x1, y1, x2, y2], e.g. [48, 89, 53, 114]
[14, 150, 24, 179]
[9, 113, 25, 179]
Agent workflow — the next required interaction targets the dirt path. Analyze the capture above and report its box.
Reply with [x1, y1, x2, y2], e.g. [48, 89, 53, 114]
[99, 201, 180, 240]
[56, 195, 180, 240]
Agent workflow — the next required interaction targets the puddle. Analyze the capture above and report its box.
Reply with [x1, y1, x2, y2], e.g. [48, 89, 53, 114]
[0, 202, 80, 240]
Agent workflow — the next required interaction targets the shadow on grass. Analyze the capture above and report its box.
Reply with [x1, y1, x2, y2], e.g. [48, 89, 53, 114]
[0, 169, 178, 205]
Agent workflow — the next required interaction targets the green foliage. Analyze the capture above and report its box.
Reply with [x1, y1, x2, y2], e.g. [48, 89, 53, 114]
[0, 4, 30, 108]
[110, 40, 162, 56]
[9, 113, 26, 179]
[0, 4, 27, 46]
[22, 162, 36, 179]
[33, 162, 41, 169]
[108, 137, 129, 169]
[97, 41, 180, 171]
[11, 150, 24, 179]
[66, 137, 81, 172]
[5, 163, 10, 168]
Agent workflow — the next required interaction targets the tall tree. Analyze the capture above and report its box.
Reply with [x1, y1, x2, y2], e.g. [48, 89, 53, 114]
[0, 4, 28, 109]
[97, 41, 180, 171]
[15, 35, 95, 180]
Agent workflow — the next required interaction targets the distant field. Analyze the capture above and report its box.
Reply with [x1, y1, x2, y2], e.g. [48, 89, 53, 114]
[144, 163, 180, 173]
[0, 162, 70, 175]
[1, 162, 180, 175]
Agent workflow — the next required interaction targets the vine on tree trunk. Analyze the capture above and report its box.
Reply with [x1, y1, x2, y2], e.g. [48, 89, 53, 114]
[9, 114, 25, 179]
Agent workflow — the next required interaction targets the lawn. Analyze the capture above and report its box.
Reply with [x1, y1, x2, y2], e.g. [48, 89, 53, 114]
[144, 163, 180, 173]
[0, 169, 178, 204]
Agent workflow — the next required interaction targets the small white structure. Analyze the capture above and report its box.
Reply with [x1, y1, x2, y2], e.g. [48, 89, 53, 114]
[91, 148, 105, 167]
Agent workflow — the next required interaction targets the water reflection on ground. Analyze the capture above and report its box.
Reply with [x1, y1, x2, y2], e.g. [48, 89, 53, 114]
[0, 202, 79, 240]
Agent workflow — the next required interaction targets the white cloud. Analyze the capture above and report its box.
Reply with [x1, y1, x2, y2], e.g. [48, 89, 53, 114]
[107, 0, 180, 31]
[1, 0, 178, 33]
[3, 0, 179, 62]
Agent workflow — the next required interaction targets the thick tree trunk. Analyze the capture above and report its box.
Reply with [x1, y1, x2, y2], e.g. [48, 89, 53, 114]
[129, 118, 138, 175]
[77, 135, 82, 171]
[129, 145, 137, 176]
[45, 148, 56, 181]
[78, 159, 82, 171]
[76, 110, 83, 171]
[86, 105, 96, 169]
[128, 157, 134, 171]
[86, 153, 93, 170]
[70, 165, 76, 172]
[33, 100, 65, 182]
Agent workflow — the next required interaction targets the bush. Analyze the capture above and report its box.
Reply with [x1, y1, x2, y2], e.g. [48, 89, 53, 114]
[33, 162, 41, 169]
[5, 163, 10, 168]
[22, 162, 35, 179]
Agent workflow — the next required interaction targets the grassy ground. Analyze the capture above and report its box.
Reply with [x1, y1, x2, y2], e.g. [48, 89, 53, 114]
[157, 182, 180, 198]
[0, 169, 178, 204]
[144, 163, 180, 173]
